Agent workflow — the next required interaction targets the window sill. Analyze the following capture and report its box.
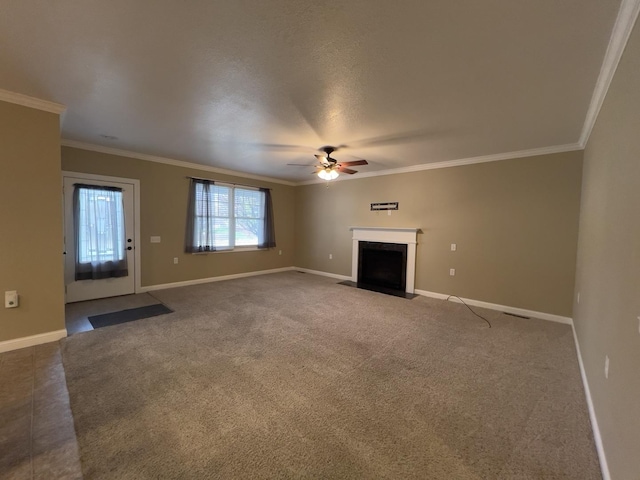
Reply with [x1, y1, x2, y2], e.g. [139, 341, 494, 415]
[191, 246, 266, 255]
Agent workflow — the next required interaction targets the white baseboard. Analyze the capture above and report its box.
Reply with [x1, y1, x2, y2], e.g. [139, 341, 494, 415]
[414, 289, 572, 324]
[571, 322, 610, 480]
[293, 267, 352, 281]
[139, 267, 296, 292]
[0, 329, 67, 354]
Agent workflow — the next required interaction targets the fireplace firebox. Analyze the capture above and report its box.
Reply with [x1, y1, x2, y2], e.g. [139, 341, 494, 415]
[357, 241, 407, 292]
[350, 227, 419, 295]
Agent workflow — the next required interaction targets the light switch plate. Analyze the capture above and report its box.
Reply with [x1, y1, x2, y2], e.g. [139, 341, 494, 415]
[150, 236, 161, 243]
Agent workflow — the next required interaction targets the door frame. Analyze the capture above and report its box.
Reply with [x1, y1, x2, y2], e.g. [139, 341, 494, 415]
[62, 171, 142, 302]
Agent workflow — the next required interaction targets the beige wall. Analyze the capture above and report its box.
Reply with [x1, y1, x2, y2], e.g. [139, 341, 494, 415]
[0, 102, 65, 342]
[62, 147, 295, 288]
[295, 151, 583, 317]
[574, 17, 640, 480]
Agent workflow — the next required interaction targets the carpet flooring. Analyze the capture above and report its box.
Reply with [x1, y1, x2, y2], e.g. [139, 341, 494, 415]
[60, 272, 600, 479]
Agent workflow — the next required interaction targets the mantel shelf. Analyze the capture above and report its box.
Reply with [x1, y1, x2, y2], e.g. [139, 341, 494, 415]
[349, 226, 419, 232]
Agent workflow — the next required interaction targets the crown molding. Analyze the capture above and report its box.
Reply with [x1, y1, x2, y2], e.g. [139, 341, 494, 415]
[579, 0, 640, 148]
[62, 140, 582, 188]
[295, 143, 583, 186]
[0, 88, 66, 114]
[61, 140, 297, 187]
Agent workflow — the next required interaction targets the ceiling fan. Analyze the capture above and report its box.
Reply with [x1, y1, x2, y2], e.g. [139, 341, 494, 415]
[288, 146, 368, 180]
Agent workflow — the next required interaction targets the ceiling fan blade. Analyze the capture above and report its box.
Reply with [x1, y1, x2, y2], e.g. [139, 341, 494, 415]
[338, 159, 368, 167]
[337, 167, 358, 174]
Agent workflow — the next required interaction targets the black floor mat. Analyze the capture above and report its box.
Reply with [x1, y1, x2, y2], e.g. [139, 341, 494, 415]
[337, 280, 418, 299]
[88, 304, 173, 329]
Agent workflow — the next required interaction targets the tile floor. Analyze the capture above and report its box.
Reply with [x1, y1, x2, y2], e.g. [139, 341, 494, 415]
[0, 293, 160, 479]
[0, 343, 82, 479]
[65, 293, 162, 335]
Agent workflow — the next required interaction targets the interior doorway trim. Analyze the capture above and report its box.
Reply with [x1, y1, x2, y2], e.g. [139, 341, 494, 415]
[62, 171, 142, 298]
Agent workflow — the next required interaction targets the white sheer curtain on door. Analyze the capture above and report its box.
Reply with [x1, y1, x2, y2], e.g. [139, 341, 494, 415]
[73, 184, 128, 280]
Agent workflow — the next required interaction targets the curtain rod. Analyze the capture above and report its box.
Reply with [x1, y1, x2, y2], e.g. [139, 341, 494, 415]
[186, 176, 271, 190]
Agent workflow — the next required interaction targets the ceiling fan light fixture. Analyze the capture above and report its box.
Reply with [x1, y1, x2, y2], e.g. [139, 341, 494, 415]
[317, 168, 339, 181]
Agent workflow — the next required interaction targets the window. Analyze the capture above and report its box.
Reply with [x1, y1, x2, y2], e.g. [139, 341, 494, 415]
[73, 184, 128, 280]
[186, 179, 275, 253]
[234, 187, 265, 246]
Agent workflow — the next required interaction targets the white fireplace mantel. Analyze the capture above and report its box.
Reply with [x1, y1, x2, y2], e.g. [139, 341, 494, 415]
[350, 227, 419, 293]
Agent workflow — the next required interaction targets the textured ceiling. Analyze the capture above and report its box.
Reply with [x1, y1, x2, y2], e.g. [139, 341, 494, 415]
[0, 0, 622, 181]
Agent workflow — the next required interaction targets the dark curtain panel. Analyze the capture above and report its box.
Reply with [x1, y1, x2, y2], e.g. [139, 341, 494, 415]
[185, 179, 219, 253]
[185, 179, 198, 253]
[73, 184, 128, 281]
[258, 188, 276, 249]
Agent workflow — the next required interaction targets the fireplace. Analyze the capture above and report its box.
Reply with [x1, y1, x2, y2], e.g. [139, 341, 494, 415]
[350, 227, 419, 294]
[358, 242, 407, 292]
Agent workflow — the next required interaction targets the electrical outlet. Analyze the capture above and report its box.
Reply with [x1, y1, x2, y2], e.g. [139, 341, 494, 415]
[577, 292, 580, 304]
[604, 355, 610, 379]
[451, 243, 457, 251]
[173, 257, 179, 264]
[329, 254, 333, 260]
[387, 210, 391, 216]
[5, 291, 18, 308]
[449, 268, 455, 276]
[637, 316, 640, 334]
[278, 250, 282, 256]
